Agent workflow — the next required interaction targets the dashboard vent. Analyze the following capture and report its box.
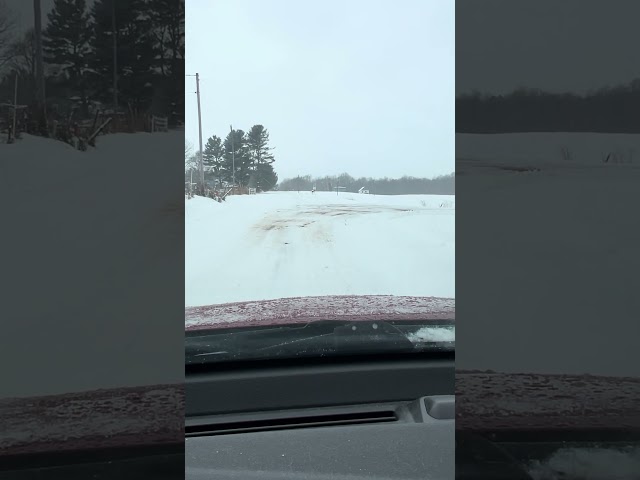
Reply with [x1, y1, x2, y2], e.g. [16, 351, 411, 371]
[186, 409, 398, 437]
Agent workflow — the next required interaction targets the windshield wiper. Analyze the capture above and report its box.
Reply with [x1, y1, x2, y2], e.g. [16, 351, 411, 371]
[185, 320, 454, 365]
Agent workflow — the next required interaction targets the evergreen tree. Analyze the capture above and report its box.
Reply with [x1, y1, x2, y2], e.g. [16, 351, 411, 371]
[148, 0, 184, 125]
[246, 124, 277, 191]
[43, 0, 91, 112]
[255, 162, 278, 192]
[203, 135, 224, 187]
[246, 124, 275, 168]
[222, 129, 251, 186]
[88, 0, 156, 111]
[149, 0, 184, 77]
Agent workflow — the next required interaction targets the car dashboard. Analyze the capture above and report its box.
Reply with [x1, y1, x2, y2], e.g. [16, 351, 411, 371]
[187, 395, 454, 480]
[185, 354, 455, 480]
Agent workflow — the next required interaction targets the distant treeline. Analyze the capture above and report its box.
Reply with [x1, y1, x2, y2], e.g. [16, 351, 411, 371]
[278, 173, 455, 195]
[457, 79, 640, 133]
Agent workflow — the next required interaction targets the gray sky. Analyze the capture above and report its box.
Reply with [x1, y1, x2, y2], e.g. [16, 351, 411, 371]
[8, 0, 96, 33]
[186, 0, 454, 181]
[457, 0, 640, 96]
[8, 0, 56, 31]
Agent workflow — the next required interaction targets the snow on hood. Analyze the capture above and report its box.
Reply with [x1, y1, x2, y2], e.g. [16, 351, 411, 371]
[457, 371, 640, 432]
[185, 295, 455, 331]
[0, 384, 183, 457]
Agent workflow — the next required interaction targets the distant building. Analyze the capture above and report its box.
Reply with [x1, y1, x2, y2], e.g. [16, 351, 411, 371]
[358, 186, 369, 194]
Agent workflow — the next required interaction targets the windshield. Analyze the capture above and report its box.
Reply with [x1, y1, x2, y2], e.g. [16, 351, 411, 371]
[185, 0, 455, 363]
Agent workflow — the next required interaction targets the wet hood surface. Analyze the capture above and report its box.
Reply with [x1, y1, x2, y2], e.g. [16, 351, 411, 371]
[185, 295, 456, 331]
[0, 384, 183, 457]
[1, 296, 454, 458]
[14, 302, 636, 454]
[457, 370, 640, 433]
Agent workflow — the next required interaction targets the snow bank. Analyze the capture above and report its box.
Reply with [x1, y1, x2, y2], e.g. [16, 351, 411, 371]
[185, 191, 455, 307]
[1, 132, 184, 397]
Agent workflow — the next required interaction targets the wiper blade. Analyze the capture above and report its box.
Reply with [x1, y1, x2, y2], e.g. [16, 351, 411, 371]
[185, 320, 454, 365]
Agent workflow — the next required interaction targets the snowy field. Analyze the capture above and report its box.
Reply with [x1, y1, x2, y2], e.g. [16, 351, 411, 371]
[185, 191, 455, 307]
[1, 132, 184, 397]
[456, 132, 640, 378]
[457, 133, 640, 479]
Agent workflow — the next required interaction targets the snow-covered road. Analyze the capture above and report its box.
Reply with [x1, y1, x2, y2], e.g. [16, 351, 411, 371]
[185, 191, 455, 307]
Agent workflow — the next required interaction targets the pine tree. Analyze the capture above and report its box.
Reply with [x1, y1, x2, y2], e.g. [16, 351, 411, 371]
[43, 0, 91, 110]
[202, 135, 224, 187]
[147, 0, 184, 125]
[149, 0, 184, 77]
[246, 124, 275, 168]
[88, 0, 156, 111]
[255, 162, 278, 192]
[222, 129, 251, 186]
[246, 124, 277, 191]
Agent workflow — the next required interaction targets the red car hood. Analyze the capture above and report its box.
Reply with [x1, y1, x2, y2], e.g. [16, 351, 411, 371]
[17, 301, 636, 454]
[185, 295, 456, 331]
[0, 384, 183, 457]
[457, 370, 640, 433]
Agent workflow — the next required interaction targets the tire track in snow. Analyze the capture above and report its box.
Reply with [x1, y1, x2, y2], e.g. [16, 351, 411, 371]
[187, 193, 454, 306]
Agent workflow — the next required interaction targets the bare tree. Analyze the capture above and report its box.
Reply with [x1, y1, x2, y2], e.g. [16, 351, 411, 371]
[185, 152, 199, 177]
[185, 139, 193, 161]
[7, 29, 35, 78]
[0, 0, 16, 71]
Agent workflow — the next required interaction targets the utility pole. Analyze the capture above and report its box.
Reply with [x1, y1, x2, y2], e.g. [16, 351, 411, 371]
[186, 73, 205, 195]
[111, 0, 118, 111]
[33, 0, 48, 136]
[196, 73, 204, 195]
[11, 73, 18, 142]
[230, 124, 236, 188]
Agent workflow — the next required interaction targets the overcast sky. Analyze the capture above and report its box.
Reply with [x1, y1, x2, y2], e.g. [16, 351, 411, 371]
[457, 0, 640, 96]
[8, 0, 55, 31]
[186, 0, 454, 181]
[8, 0, 98, 32]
